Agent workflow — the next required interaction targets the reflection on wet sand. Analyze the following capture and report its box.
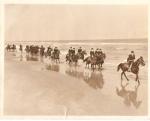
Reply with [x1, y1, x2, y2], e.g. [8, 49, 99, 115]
[84, 70, 104, 89]
[46, 63, 59, 72]
[65, 66, 83, 79]
[65, 66, 104, 89]
[26, 55, 39, 61]
[20, 54, 23, 61]
[116, 81, 142, 108]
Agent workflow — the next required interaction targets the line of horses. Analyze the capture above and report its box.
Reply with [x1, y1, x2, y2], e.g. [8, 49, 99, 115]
[6, 44, 107, 70]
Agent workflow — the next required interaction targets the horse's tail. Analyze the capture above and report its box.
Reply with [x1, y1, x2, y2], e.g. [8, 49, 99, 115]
[117, 63, 122, 71]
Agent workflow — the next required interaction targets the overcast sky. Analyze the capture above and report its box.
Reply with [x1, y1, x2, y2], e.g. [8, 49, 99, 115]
[5, 4, 147, 41]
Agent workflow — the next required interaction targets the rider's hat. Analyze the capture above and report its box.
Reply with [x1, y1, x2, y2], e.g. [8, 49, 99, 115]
[131, 51, 134, 53]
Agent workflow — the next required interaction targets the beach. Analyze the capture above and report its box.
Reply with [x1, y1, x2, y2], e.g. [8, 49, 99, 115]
[4, 42, 148, 116]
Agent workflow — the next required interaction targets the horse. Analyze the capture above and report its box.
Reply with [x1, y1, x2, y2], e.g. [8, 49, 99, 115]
[46, 49, 52, 59]
[96, 53, 106, 69]
[30, 46, 39, 57]
[84, 53, 106, 70]
[66, 54, 72, 64]
[6, 44, 11, 51]
[83, 56, 91, 68]
[51, 51, 60, 63]
[117, 56, 145, 84]
[78, 50, 87, 60]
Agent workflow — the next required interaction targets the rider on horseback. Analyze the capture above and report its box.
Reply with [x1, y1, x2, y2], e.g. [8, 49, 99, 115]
[6, 44, 10, 51]
[127, 51, 135, 72]
[12, 44, 16, 51]
[47, 46, 53, 56]
[40, 45, 45, 57]
[25, 45, 30, 55]
[90, 48, 95, 58]
[72, 48, 76, 55]
[78, 47, 82, 54]
[95, 48, 99, 57]
[19, 44, 23, 52]
[54, 47, 58, 54]
[68, 47, 73, 56]
[97, 49, 103, 55]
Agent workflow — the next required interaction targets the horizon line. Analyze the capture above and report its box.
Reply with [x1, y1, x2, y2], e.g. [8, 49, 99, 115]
[5, 38, 147, 42]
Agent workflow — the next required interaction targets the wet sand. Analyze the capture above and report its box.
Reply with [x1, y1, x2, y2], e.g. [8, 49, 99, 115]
[4, 50, 148, 116]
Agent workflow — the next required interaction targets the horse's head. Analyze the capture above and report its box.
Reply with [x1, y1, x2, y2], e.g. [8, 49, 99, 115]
[138, 56, 145, 66]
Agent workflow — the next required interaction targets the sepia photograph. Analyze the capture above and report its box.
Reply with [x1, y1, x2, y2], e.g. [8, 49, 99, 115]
[4, 4, 148, 116]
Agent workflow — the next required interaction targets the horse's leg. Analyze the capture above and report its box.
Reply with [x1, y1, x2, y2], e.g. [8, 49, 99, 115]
[99, 64, 101, 70]
[92, 64, 94, 71]
[97, 64, 100, 71]
[101, 63, 103, 67]
[123, 72, 129, 81]
[91, 64, 94, 71]
[121, 72, 124, 80]
[94, 64, 96, 69]
[85, 63, 87, 68]
[136, 74, 140, 85]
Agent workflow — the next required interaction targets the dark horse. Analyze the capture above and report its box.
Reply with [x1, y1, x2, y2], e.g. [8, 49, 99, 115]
[117, 56, 145, 84]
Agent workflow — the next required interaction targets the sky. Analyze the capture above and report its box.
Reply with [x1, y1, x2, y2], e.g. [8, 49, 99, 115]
[5, 4, 147, 41]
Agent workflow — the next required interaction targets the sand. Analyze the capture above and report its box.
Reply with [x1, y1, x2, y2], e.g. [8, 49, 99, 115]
[4, 50, 148, 116]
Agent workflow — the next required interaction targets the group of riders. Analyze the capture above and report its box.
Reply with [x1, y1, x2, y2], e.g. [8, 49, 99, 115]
[6, 44, 60, 60]
[6, 43, 136, 71]
[6, 44, 16, 51]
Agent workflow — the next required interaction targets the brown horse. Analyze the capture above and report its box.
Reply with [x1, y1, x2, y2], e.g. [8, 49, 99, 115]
[66, 53, 79, 66]
[84, 54, 105, 70]
[117, 56, 145, 84]
[78, 50, 87, 60]
[83, 56, 97, 70]
[51, 51, 60, 63]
